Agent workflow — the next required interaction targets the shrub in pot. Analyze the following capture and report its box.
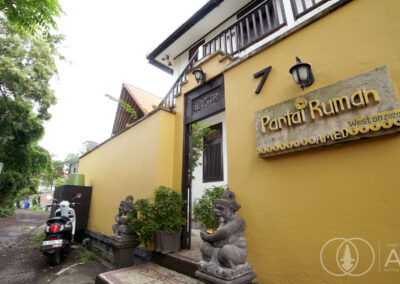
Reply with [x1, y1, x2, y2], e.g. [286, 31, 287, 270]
[128, 186, 186, 254]
[193, 185, 227, 230]
[153, 186, 186, 254]
[128, 198, 157, 247]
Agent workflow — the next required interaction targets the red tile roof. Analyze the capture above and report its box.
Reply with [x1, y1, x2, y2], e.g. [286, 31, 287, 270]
[123, 83, 161, 114]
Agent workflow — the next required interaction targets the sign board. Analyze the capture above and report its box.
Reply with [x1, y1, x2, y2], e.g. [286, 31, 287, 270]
[255, 66, 400, 158]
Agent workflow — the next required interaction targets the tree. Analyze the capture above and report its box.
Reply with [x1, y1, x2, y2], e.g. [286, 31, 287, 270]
[41, 159, 64, 191]
[64, 153, 79, 171]
[0, 0, 63, 33]
[0, 17, 63, 215]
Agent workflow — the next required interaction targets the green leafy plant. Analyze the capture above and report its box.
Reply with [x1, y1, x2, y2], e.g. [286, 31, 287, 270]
[29, 205, 44, 212]
[105, 94, 137, 121]
[0, 0, 63, 33]
[128, 186, 186, 247]
[31, 195, 39, 206]
[193, 185, 227, 230]
[128, 198, 158, 247]
[0, 196, 15, 217]
[80, 249, 96, 263]
[153, 186, 186, 233]
[31, 232, 45, 249]
[190, 122, 215, 172]
[0, 17, 63, 211]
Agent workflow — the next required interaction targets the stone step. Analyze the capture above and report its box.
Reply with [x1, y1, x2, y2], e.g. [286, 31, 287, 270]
[151, 251, 200, 279]
[95, 262, 203, 284]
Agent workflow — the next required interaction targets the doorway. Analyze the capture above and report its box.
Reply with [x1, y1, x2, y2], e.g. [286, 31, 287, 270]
[181, 75, 226, 255]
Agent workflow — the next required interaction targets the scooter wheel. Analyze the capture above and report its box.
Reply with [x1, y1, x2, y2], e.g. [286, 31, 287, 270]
[48, 249, 61, 266]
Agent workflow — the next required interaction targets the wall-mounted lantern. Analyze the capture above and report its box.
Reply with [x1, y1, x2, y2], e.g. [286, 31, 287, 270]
[289, 57, 314, 90]
[192, 67, 206, 84]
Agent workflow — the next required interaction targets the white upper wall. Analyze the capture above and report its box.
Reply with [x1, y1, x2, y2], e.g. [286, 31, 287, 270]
[151, 0, 252, 75]
[172, 15, 237, 78]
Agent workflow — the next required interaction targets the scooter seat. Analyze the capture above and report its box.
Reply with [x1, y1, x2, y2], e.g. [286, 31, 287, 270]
[48, 216, 70, 223]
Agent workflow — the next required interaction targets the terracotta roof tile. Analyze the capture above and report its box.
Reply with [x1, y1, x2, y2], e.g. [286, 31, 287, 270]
[123, 83, 162, 114]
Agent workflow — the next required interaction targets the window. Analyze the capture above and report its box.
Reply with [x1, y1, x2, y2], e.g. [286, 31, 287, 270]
[203, 123, 223, 182]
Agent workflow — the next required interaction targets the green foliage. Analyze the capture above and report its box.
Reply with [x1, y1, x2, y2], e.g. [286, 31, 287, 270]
[190, 122, 215, 171]
[80, 249, 96, 263]
[0, 17, 63, 210]
[54, 177, 66, 187]
[31, 231, 45, 248]
[128, 198, 157, 247]
[31, 194, 39, 206]
[40, 159, 65, 191]
[0, 0, 63, 33]
[31, 243, 41, 249]
[193, 185, 227, 230]
[29, 205, 44, 212]
[153, 186, 186, 233]
[31, 232, 45, 243]
[105, 94, 138, 121]
[128, 186, 186, 247]
[0, 195, 15, 217]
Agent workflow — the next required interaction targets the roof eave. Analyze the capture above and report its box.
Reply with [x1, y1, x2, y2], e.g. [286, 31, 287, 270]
[146, 0, 224, 73]
[148, 58, 173, 75]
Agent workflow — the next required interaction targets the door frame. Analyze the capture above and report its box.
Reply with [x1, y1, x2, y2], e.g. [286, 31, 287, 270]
[181, 75, 225, 249]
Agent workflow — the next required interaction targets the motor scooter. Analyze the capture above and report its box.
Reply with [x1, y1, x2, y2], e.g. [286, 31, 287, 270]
[40, 193, 81, 265]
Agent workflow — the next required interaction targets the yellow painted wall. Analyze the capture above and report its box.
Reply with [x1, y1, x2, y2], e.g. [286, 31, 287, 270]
[178, 0, 400, 283]
[79, 110, 176, 236]
[78, 0, 400, 282]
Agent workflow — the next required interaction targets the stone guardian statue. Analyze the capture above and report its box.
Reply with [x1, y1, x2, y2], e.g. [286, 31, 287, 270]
[195, 191, 257, 284]
[111, 195, 136, 242]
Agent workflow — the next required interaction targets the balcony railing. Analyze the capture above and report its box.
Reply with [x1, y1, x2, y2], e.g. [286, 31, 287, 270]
[202, 0, 287, 58]
[158, 0, 340, 109]
[290, 0, 329, 19]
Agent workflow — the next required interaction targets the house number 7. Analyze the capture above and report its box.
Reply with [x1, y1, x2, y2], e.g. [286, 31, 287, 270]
[253, 66, 272, 94]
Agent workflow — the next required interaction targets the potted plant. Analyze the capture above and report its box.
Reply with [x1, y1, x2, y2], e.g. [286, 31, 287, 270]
[153, 186, 186, 254]
[128, 186, 186, 254]
[193, 185, 227, 230]
[128, 198, 157, 247]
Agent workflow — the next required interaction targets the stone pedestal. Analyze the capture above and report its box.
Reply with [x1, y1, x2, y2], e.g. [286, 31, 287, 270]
[195, 270, 257, 284]
[109, 238, 138, 268]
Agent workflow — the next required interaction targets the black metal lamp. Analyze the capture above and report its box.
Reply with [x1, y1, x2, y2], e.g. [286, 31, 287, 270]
[192, 67, 206, 84]
[289, 57, 314, 90]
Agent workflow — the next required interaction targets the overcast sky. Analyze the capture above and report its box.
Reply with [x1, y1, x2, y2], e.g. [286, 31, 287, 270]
[39, 0, 208, 160]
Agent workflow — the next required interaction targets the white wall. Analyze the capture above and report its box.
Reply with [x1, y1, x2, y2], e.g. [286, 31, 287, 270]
[191, 111, 228, 206]
[173, 15, 237, 79]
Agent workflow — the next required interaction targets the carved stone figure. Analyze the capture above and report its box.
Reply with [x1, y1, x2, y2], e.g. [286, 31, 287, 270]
[195, 191, 257, 284]
[111, 195, 136, 242]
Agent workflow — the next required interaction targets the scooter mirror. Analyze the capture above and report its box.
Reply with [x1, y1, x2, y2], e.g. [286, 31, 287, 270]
[46, 195, 53, 201]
